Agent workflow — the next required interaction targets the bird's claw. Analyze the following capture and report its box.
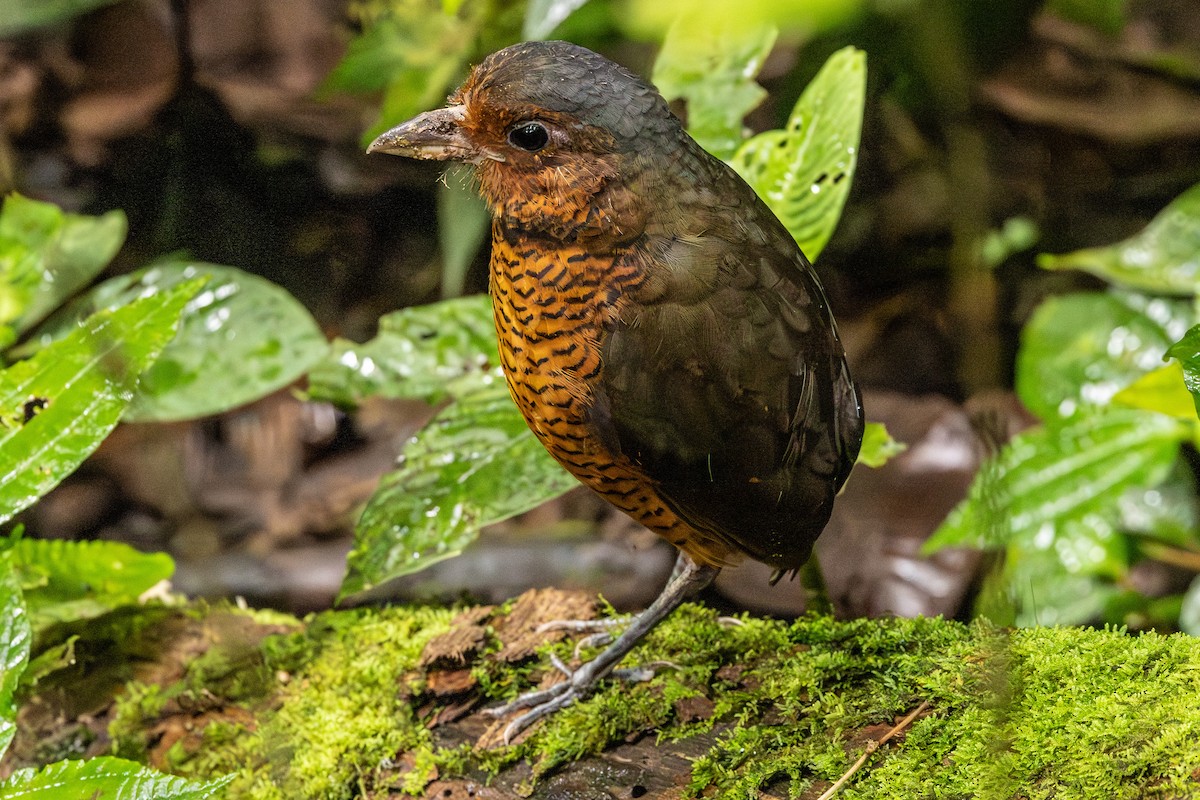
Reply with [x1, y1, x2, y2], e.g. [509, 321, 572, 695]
[485, 657, 675, 745]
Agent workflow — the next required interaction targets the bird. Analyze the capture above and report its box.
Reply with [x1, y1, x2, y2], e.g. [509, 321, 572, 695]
[368, 40, 863, 742]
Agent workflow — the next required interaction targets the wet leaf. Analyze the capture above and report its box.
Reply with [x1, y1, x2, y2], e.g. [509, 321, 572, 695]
[0, 280, 200, 524]
[340, 383, 576, 601]
[11, 538, 173, 630]
[926, 408, 1186, 554]
[0, 550, 30, 759]
[0, 193, 125, 337]
[652, 22, 776, 160]
[856, 421, 906, 468]
[1038, 181, 1200, 294]
[729, 46, 865, 260]
[0, 757, 233, 799]
[24, 263, 328, 422]
[1016, 291, 1195, 421]
[309, 295, 499, 408]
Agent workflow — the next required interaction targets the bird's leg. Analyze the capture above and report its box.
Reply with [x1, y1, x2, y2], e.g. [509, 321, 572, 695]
[488, 553, 719, 743]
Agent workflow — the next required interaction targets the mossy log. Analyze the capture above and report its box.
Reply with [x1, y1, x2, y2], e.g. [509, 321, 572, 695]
[7, 587, 1200, 799]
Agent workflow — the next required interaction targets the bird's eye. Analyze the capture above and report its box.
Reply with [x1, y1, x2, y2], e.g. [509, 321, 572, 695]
[507, 122, 549, 152]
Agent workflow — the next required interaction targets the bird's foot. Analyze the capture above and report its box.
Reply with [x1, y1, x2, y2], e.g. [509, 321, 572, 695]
[538, 616, 629, 657]
[485, 652, 667, 745]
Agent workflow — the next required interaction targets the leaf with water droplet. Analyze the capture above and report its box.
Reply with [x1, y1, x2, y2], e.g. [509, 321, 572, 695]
[729, 46, 865, 260]
[20, 262, 328, 422]
[0, 193, 125, 336]
[339, 382, 576, 601]
[309, 295, 499, 408]
[0, 279, 201, 524]
[1016, 290, 1196, 422]
[925, 407, 1186, 557]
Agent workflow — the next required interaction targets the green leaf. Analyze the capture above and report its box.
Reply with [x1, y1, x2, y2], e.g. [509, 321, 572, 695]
[729, 46, 866, 260]
[309, 295, 499, 408]
[856, 421, 905, 468]
[1167, 324, 1200, 418]
[0, 280, 201, 524]
[0, 194, 125, 336]
[1037, 181, 1200, 294]
[24, 263, 328, 422]
[0, 0, 123, 36]
[0, 757, 233, 799]
[0, 550, 31, 759]
[437, 166, 490, 299]
[1015, 291, 1194, 422]
[652, 22, 776, 161]
[10, 538, 173, 629]
[340, 382, 576, 601]
[926, 408, 1186, 554]
[1112, 361, 1197, 420]
[324, 9, 474, 143]
[523, 0, 591, 39]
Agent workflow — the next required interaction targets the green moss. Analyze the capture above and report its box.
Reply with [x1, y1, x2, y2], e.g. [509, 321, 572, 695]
[104, 603, 455, 800]
[48, 599, 1200, 798]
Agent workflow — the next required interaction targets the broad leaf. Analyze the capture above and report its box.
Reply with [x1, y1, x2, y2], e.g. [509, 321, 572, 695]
[11, 538, 174, 629]
[340, 383, 576, 600]
[0, 194, 125, 340]
[1037, 181, 1200, 294]
[729, 46, 866, 261]
[0, 280, 201, 524]
[1112, 362, 1197, 420]
[926, 408, 1186, 553]
[1016, 291, 1194, 421]
[653, 22, 776, 161]
[856, 421, 905, 468]
[0, 550, 30, 759]
[1167, 324, 1200, 418]
[24, 263, 328, 422]
[523, 0, 591, 39]
[437, 166, 490, 299]
[0, 757, 233, 799]
[309, 295, 499, 408]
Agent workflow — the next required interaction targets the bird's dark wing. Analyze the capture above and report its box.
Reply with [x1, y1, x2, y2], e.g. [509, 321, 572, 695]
[591, 165, 863, 570]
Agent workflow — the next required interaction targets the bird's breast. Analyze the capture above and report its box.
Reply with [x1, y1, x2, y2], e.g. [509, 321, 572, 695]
[488, 226, 738, 568]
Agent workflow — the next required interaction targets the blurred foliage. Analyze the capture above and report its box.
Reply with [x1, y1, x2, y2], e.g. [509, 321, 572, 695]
[1045, 0, 1126, 36]
[0, 0, 122, 36]
[929, 181, 1200, 631]
[652, 23, 777, 161]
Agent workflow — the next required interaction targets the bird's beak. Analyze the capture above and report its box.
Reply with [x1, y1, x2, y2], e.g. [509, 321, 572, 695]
[367, 105, 476, 161]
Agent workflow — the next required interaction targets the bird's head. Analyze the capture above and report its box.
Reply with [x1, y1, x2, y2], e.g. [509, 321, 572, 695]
[368, 41, 685, 238]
